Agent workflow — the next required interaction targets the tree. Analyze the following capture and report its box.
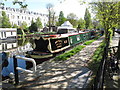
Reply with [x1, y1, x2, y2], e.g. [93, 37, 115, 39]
[29, 20, 37, 33]
[1, 11, 12, 28]
[20, 21, 27, 30]
[58, 11, 66, 26]
[84, 8, 92, 29]
[67, 13, 78, 28]
[1, 0, 27, 8]
[36, 17, 43, 29]
[0, 17, 2, 27]
[46, 3, 54, 31]
[13, 0, 28, 8]
[12, 24, 18, 28]
[77, 18, 85, 29]
[90, 1, 120, 40]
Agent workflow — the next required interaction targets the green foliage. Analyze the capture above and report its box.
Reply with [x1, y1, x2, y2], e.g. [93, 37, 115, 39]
[67, 13, 78, 28]
[54, 45, 85, 61]
[36, 17, 43, 29]
[77, 18, 85, 29]
[20, 21, 27, 29]
[83, 40, 95, 45]
[90, 1, 120, 40]
[29, 19, 42, 33]
[57, 11, 66, 26]
[1, 11, 12, 28]
[108, 28, 113, 40]
[29, 22, 37, 33]
[88, 41, 106, 74]
[84, 8, 92, 29]
[0, 17, 2, 27]
[12, 24, 18, 28]
[13, 0, 28, 8]
[17, 28, 25, 36]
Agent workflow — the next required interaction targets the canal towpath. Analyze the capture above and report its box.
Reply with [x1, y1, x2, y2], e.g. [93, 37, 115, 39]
[3, 36, 105, 89]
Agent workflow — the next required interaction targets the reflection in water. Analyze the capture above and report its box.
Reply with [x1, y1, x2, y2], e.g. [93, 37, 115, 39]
[2, 55, 26, 78]
[1, 37, 36, 80]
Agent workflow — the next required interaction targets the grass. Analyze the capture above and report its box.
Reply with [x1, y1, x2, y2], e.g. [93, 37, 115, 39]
[83, 36, 100, 45]
[88, 41, 106, 74]
[83, 40, 95, 45]
[54, 36, 101, 61]
[54, 45, 85, 61]
[86, 41, 106, 88]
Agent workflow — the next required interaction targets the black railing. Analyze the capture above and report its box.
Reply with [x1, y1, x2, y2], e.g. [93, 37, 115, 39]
[92, 34, 110, 90]
[92, 46, 108, 90]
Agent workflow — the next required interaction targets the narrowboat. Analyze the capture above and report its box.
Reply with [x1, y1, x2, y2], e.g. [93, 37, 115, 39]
[26, 21, 96, 59]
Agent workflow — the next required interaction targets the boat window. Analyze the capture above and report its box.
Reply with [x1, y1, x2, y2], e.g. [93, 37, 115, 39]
[70, 37, 73, 44]
[69, 29, 76, 33]
[57, 29, 68, 34]
[76, 35, 80, 41]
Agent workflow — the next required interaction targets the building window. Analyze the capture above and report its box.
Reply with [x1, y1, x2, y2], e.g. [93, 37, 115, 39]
[5, 44, 7, 50]
[18, 21, 20, 25]
[13, 15, 15, 19]
[2, 44, 4, 50]
[4, 32, 6, 38]
[28, 17, 30, 20]
[11, 32, 13, 35]
[1, 32, 3, 38]
[7, 14, 9, 18]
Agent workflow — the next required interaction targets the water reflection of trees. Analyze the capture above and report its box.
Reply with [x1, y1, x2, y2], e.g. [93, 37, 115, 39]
[17, 37, 35, 49]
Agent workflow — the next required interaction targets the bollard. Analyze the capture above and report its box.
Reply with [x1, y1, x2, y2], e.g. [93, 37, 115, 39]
[13, 56, 19, 85]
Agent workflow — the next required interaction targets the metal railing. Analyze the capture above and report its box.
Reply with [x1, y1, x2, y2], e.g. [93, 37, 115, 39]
[92, 34, 110, 90]
[13, 56, 36, 85]
[92, 46, 107, 90]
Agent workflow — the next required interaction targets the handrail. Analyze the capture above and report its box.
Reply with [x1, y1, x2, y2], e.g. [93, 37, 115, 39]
[15, 56, 36, 73]
[13, 56, 37, 85]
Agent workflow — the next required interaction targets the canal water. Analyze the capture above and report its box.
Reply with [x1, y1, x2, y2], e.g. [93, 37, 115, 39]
[0, 37, 48, 80]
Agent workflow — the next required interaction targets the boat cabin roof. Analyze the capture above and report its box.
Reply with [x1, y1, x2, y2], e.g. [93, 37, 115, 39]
[57, 26, 77, 34]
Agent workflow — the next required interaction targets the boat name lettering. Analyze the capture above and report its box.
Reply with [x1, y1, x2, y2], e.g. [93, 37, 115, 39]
[55, 40, 62, 48]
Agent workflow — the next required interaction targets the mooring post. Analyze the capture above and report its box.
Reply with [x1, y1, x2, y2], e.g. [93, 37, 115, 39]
[13, 56, 19, 85]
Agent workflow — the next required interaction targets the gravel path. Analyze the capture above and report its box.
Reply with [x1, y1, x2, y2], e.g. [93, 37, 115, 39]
[3, 36, 104, 89]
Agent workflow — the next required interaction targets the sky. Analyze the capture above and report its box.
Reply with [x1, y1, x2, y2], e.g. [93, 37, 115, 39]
[1, 0, 89, 19]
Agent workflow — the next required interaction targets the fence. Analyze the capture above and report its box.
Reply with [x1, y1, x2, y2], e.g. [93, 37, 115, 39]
[92, 34, 110, 89]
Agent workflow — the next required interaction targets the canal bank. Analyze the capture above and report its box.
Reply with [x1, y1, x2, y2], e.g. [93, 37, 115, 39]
[2, 36, 104, 89]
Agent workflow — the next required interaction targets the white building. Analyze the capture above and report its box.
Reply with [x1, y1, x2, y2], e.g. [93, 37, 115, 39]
[0, 28, 17, 40]
[0, 40, 17, 52]
[0, 6, 48, 27]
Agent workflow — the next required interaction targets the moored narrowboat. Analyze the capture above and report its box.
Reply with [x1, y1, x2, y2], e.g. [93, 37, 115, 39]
[26, 21, 97, 59]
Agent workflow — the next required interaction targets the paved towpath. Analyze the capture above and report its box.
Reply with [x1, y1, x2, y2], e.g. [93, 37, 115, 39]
[3, 36, 104, 89]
